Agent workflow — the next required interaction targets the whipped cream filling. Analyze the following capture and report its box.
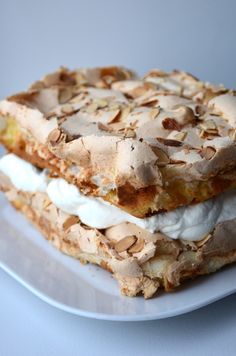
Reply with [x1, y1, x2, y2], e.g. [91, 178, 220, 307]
[1, 153, 236, 242]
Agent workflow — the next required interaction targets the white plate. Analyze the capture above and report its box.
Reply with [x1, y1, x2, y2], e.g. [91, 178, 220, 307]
[0, 194, 236, 321]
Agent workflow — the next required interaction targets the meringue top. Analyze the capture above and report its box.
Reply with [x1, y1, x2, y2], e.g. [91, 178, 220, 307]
[1, 66, 236, 218]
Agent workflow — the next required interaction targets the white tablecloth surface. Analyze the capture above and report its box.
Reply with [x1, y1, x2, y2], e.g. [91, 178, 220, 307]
[0, 268, 235, 356]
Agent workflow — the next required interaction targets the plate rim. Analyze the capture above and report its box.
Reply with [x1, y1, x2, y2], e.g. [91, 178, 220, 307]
[1, 260, 236, 322]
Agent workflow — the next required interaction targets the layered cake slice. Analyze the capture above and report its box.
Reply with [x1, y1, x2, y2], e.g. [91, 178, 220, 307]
[0, 66, 236, 298]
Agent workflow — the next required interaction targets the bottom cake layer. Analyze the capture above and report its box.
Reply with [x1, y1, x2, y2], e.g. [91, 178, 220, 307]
[1, 173, 236, 298]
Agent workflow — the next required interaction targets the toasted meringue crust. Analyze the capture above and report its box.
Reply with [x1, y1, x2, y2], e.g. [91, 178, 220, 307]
[1, 172, 236, 299]
[1, 66, 236, 217]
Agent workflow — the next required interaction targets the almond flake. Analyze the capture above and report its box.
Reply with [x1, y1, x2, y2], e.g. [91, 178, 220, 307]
[228, 128, 236, 141]
[59, 88, 73, 104]
[43, 198, 51, 210]
[174, 106, 196, 124]
[45, 112, 57, 120]
[86, 102, 98, 113]
[114, 235, 137, 253]
[109, 103, 120, 110]
[156, 137, 183, 147]
[119, 106, 132, 122]
[61, 104, 74, 114]
[200, 120, 216, 130]
[162, 118, 181, 131]
[174, 132, 187, 141]
[48, 129, 62, 144]
[152, 147, 170, 166]
[124, 128, 136, 138]
[94, 98, 108, 108]
[200, 146, 216, 160]
[195, 105, 206, 116]
[205, 129, 218, 134]
[128, 239, 145, 253]
[63, 216, 80, 231]
[199, 129, 205, 138]
[141, 98, 159, 107]
[97, 122, 112, 132]
[196, 234, 212, 247]
[150, 107, 160, 119]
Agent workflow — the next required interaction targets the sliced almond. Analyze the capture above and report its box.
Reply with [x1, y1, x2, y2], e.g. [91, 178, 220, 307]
[128, 239, 145, 253]
[114, 235, 137, 253]
[97, 122, 112, 132]
[195, 105, 207, 116]
[63, 216, 80, 231]
[228, 128, 236, 141]
[45, 112, 57, 120]
[124, 128, 136, 138]
[152, 147, 170, 166]
[48, 128, 62, 144]
[85, 102, 98, 113]
[94, 98, 108, 108]
[200, 119, 216, 130]
[196, 234, 212, 247]
[200, 146, 216, 160]
[109, 102, 120, 111]
[59, 88, 73, 104]
[118, 106, 132, 122]
[61, 104, 74, 114]
[199, 129, 205, 138]
[156, 137, 183, 147]
[43, 198, 52, 210]
[162, 118, 182, 131]
[173, 106, 196, 124]
[150, 107, 160, 119]
[174, 131, 187, 141]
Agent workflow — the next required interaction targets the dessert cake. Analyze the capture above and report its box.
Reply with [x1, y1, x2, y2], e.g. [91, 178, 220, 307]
[0, 66, 236, 298]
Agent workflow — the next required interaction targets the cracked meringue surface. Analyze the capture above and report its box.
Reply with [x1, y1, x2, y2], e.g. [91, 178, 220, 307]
[1, 66, 236, 217]
[1, 66, 236, 298]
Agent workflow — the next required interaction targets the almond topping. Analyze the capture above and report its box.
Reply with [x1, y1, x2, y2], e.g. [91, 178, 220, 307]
[128, 239, 145, 253]
[94, 98, 108, 108]
[200, 119, 216, 131]
[97, 122, 112, 132]
[61, 104, 74, 114]
[114, 235, 137, 253]
[59, 88, 73, 104]
[162, 118, 182, 131]
[174, 106, 196, 124]
[124, 128, 136, 138]
[156, 137, 183, 147]
[86, 102, 98, 113]
[43, 198, 51, 210]
[150, 107, 160, 119]
[200, 146, 216, 160]
[63, 216, 80, 231]
[229, 128, 236, 141]
[109, 103, 120, 110]
[118, 106, 132, 122]
[195, 105, 206, 116]
[48, 129, 62, 143]
[174, 132, 187, 141]
[196, 234, 212, 247]
[152, 147, 170, 166]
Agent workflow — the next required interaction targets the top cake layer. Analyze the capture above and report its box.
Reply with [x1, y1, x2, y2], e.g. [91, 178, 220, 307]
[1, 66, 236, 217]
